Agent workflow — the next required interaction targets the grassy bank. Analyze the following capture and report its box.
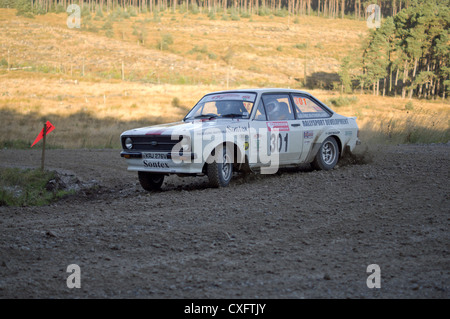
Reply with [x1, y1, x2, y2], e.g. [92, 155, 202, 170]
[0, 167, 74, 206]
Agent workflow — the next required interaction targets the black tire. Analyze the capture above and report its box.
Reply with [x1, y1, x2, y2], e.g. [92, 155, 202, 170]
[206, 145, 233, 188]
[312, 137, 340, 170]
[138, 171, 164, 191]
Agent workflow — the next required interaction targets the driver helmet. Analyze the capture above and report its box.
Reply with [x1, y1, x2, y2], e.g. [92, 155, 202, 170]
[265, 99, 279, 114]
[217, 101, 238, 115]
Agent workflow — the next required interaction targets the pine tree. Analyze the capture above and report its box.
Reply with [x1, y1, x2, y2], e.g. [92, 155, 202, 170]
[364, 28, 390, 96]
[378, 16, 396, 96]
[338, 56, 352, 94]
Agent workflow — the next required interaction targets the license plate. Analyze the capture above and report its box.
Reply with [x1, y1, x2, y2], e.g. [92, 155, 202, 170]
[142, 153, 168, 160]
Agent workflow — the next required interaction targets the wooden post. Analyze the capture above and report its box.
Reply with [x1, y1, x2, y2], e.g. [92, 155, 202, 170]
[41, 122, 47, 171]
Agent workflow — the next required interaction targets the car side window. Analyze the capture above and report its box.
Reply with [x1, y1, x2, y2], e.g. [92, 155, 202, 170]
[262, 94, 295, 121]
[292, 95, 330, 119]
[254, 101, 267, 121]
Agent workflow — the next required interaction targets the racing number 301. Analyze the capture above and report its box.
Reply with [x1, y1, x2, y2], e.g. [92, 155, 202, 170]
[270, 132, 288, 153]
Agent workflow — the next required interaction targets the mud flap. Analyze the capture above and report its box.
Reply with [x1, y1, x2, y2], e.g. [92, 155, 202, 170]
[305, 143, 321, 164]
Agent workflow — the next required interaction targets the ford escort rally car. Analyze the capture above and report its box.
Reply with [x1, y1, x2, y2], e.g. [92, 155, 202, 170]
[120, 88, 361, 190]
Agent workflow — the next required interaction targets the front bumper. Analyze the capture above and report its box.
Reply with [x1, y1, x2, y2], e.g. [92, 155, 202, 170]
[120, 151, 197, 160]
[121, 151, 202, 174]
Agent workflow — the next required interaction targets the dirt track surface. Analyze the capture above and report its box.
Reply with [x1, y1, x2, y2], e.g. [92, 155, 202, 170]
[0, 144, 449, 299]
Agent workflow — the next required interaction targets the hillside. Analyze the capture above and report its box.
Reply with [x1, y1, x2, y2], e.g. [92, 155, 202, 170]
[1, 8, 367, 84]
[0, 8, 448, 148]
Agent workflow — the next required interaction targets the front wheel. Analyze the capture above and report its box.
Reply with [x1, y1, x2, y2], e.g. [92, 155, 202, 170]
[312, 137, 340, 170]
[138, 171, 165, 191]
[206, 145, 233, 188]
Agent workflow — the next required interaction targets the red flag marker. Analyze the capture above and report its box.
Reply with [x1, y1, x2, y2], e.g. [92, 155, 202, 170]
[31, 121, 55, 148]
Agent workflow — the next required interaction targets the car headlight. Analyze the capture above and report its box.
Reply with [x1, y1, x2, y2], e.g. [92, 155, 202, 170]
[125, 137, 133, 150]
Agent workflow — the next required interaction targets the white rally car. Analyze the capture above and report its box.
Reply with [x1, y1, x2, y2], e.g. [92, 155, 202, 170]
[120, 89, 360, 190]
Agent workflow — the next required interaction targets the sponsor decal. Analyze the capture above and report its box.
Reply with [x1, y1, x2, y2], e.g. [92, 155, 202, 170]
[201, 129, 226, 136]
[253, 134, 261, 150]
[267, 121, 290, 132]
[227, 125, 248, 132]
[345, 130, 353, 136]
[326, 130, 341, 135]
[205, 93, 257, 103]
[304, 131, 314, 139]
[301, 118, 349, 127]
[293, 96, 306, 106]
[143, 161, 169, 169]
[211, 94, 240, 100]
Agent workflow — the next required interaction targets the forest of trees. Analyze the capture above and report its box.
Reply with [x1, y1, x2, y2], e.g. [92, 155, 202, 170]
[340, 0, 449, 99]
[0, 0, 430, 18]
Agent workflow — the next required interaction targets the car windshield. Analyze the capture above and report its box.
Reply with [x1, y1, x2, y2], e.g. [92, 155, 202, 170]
[184, 92, 256, 120]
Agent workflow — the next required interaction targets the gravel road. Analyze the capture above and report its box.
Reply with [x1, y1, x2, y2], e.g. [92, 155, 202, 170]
[0, 143, 448, 298]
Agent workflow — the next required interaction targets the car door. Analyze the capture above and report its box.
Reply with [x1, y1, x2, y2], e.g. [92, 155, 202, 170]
[290, 93, 332, 162]
[260, 93, 303, 164]
[248, 99, 272, 170]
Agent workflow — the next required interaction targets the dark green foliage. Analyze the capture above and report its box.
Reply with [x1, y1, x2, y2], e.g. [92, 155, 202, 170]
[156, 33, 174, 51]
[338, 56, 353, 93]
[55, 4, 65, 13]
[14, 0, 34, 18]
[294, 43, 308, 50]
[102, 18, 114, 38]
[95, 6, 104, 18]
[132, 20, 148, 44]
[189, 3, 199, 14]
[258, 6, 271, 17]
[0, 0, 17, 8]
[326, 96, 358, 107]
[347, 0, 449, 98]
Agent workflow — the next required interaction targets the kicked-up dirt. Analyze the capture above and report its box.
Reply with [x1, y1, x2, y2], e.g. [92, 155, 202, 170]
[0, 143, 448, 299]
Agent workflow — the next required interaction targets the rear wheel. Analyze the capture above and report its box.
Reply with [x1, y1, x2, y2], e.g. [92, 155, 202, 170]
[207, 145, 233, 188]
[138, 171, 164, 191]
[312, 137, 340, 170]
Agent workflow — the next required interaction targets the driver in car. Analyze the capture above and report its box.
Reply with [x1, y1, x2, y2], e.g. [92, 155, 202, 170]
[264, 99, 280, 120]
[216, 101, 243, 117]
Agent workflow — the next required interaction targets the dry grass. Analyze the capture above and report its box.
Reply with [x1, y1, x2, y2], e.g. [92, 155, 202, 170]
[0, 9, 366, 86]
[320, 93, 450, 145]
[0, 9, 448, 149]
[0, 72, 212, 148]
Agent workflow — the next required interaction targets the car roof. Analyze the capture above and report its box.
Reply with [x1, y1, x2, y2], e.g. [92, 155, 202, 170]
[202, 88, 334, 115]
[207, 88, 312, 95]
